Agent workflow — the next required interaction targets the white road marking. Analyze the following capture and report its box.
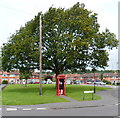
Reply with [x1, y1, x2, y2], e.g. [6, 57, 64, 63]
[6, 108, 17, 111]
[5, 107, 47, 111]
[22, 108, 32, 111]
[36, 108, 47, 110]
[115, 103, 120, 105]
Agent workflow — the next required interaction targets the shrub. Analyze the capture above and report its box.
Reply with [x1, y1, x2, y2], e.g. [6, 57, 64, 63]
[102, 79, 111, 84]
[52, 78, 56, 82]
[2, 80, 8, 84]
[116, 83, 120, 85]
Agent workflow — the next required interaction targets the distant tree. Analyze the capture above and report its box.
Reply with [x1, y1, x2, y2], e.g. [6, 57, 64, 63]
[20, 71, 31, 86]
[102, 79, 111, 84]
[100, 73, 104, 80]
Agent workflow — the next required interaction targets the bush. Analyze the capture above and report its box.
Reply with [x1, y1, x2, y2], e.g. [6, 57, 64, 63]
[116, 83, 120, 85]
[2, 80, 8, 84]
[52, 78, 56, 82]
[102, 79, 111, 84]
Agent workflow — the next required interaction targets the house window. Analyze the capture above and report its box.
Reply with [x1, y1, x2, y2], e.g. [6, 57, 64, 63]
[2, 74, 7, 77]
[10, 74, 15, 77]
[15, 74, 19, 76]
[112, 77, 116, 79]
[2, 79, 8, 81]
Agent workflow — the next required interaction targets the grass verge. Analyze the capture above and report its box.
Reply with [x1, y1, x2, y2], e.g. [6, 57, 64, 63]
[2, 84, 111, 105]
[66, 85, 111, 101]
[2, 84, 69, 105]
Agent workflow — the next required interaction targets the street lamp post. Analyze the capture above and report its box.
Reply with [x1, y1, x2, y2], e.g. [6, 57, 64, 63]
[94, 82, 96, 94]
[93, 69, 96, 94]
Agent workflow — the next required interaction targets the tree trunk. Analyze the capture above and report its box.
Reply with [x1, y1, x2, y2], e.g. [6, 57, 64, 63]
[55, 72, 59, 89]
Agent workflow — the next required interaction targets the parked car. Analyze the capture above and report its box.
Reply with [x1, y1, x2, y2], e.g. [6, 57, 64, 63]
[86, 81, 92, 84]
[28, 81, 35, 84]
[10, 81, 14, 84]
[66, 80, 71, 84]
[28, 81, 32, 84]
[42, 81, 46, 84]
[47, 79, 52, 84]
[100, 82, 106, 85]
[73, 80, 80, 84]
[94, 82, 106, 85]
[35, 82, 39, 84]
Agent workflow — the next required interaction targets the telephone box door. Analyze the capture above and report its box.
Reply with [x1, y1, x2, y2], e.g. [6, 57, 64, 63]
[56, 75, 66, 96]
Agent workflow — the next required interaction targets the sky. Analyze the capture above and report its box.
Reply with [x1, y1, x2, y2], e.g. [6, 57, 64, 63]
[0, 0, 119, 70]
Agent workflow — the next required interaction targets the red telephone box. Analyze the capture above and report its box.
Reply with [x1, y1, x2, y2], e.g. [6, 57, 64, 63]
[56, 75, 66, 96]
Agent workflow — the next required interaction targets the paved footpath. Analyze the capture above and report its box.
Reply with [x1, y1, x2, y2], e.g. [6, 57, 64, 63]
[0, 84, 8, 91]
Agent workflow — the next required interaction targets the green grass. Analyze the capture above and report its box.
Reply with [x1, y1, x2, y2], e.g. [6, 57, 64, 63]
[66, 85, 111, 101]
[2, 84, 69, 105]
[0, 91, 2, 105]
[2, 84, 112, 105]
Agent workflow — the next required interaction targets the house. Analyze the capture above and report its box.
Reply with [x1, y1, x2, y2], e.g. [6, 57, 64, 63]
[65, 73, 82, 84]
[0, 71, 120, 84]
[64, 73, 101, 84]
[81, 73, 101, 83]
[0, 71, 40, 84]
[27, 72, 39, 84]
[103, 73, 119, 84]
[0, 71, 20, 84]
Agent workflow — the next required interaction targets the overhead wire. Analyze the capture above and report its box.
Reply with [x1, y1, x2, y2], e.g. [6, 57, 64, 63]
[0, 4, 34, 16]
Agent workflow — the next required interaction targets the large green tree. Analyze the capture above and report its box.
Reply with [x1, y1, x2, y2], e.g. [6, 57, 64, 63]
[2, 2, 118, 79]
[0, 48, 2, 71]
[2, 19, 39, 82]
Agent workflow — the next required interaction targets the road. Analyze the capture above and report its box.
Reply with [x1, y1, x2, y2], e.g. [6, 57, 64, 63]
[1, 104, 118, 116]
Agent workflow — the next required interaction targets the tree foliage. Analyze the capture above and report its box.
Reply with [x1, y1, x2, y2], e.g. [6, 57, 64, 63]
[0, 48, 2, 71]
[2, 18, 39, 78]
[2, 2, 118, 78]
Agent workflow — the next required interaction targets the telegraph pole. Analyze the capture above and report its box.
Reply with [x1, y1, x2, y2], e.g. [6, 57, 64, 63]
[39, 15, 42, 96]
[118, 2, 120, 76]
